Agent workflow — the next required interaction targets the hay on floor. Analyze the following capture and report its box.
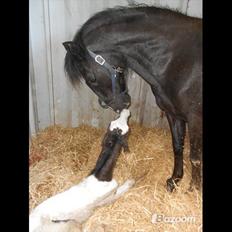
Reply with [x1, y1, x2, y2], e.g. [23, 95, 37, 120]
[29, 123, 202, 232]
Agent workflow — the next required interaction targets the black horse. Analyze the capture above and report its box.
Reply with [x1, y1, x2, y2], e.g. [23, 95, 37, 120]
[63, 5, 202, 192]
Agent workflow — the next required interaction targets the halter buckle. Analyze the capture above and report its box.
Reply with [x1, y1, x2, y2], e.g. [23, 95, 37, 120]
[95, 55, 105, 65]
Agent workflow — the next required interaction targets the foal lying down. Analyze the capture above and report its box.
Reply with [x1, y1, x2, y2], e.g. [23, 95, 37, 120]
[29, 109, 134, 232]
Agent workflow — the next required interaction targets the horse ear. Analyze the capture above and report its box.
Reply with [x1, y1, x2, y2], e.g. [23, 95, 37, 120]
[62, 41, 73, 53]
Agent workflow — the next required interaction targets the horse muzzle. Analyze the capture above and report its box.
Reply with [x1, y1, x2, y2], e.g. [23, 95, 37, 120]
[98, 93, 131, 113]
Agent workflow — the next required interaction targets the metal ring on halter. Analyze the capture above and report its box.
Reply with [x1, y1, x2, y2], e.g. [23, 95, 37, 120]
[87, 48, 125, 97]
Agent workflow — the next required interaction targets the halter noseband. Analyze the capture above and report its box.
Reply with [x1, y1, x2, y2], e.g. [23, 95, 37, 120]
[87, 49, 125, 96]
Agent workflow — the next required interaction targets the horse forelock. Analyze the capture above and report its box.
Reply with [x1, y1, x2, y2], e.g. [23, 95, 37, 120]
[64, 31, 88, 86]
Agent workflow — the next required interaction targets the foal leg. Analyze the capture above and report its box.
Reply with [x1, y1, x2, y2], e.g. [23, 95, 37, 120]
[166, 113, 186, 192]
[188, 116, 202, 191]
[96, 179, 135, 207]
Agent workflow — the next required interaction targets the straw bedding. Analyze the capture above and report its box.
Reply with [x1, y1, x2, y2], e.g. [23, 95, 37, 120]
[29, 123, 202, 232]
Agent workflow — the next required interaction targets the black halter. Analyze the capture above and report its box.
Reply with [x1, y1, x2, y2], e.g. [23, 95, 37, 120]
[87, 49, 125, 96]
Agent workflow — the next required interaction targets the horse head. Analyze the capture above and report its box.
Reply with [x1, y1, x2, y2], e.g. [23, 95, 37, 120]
[63, 40, 131, 113]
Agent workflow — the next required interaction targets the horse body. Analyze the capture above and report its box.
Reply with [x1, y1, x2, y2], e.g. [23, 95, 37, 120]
[64, 6, 202, 191]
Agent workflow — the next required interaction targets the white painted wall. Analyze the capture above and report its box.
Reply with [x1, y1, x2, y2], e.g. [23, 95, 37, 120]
[29, 0, 202, 135]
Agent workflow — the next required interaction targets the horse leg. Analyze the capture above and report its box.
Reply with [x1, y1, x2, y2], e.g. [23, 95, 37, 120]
[166, 113, 186, 192]
[188, 116, 202, 191]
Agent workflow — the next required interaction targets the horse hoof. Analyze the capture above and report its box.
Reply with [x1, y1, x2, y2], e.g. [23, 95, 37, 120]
[166, 178, 176, 192]
[191, 159, 201, 167]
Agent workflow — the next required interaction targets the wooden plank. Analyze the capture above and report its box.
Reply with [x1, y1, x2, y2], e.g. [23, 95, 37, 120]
[29, 0, 54, 130]
[48, 0, 73, 126]
[128, 72, 147, 124]
[42, 0, 55, 125]
[29, 69, 37, 136]
[29, 35, 37, 136]
[64, 0, 104, 128]
[187, 0, 202, 18]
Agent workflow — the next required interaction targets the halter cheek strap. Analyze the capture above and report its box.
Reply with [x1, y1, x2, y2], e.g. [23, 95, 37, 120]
[87, 49, 122, 96]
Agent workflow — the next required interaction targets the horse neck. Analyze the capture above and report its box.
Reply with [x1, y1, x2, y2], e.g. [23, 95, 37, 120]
[83, 9, 199, 88]
[91, 18, 173, 86]
[85, 30, 160, 88]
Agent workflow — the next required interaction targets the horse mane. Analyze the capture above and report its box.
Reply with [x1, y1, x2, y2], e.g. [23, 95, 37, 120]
[64, 31, 87, 86]
[64, 4, 187, 86]
[80, 4, 186, 38]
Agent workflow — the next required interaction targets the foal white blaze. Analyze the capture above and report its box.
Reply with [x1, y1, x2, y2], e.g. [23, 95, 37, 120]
[109, 109, 130, 135]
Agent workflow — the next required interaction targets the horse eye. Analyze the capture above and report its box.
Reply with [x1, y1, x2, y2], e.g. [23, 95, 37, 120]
[90, 77, 96, 82]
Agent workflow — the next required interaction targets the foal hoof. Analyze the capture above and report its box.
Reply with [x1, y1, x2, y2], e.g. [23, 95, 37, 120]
[116, 179, 135, 195]
[166, 178, 176, 192]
